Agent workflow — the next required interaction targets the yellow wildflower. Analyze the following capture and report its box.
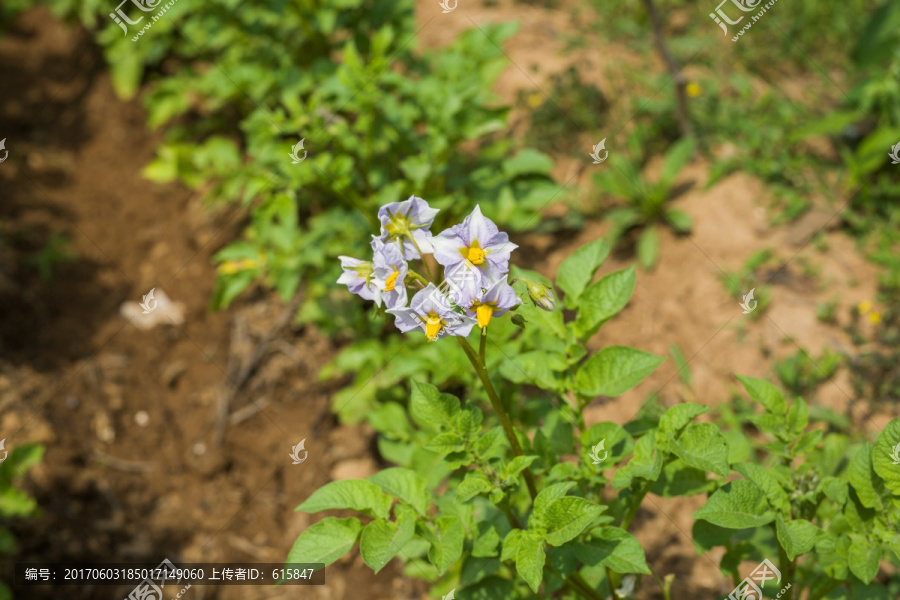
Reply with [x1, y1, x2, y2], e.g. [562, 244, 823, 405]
[858, 300, 872, 314]
[686, 82, 702, 98]
[527, 93, 544, 109]
[869, 311, 882, 324]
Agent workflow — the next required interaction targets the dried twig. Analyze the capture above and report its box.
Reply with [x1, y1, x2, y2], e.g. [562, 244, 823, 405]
[93, 452, 156, 473]
[641, 0, 694, 139]
[214, 289, 304, 444]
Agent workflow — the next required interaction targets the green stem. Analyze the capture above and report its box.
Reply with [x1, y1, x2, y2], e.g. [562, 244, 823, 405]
[771, 524, 793, 600]
[408, 235, 435, 281]
[621, 478, 654, 530]
[605, 567, 619, 600]
[457, 336, 538, 501]
[406, 270, 430, 288]
[479, 326, 487, 361]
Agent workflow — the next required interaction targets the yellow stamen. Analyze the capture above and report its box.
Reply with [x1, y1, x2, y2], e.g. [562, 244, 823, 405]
[384, 268, 400, 292]
[476, 304, 494, 328]
[424, 312, 443, 341]
[467, 246, 486, 265]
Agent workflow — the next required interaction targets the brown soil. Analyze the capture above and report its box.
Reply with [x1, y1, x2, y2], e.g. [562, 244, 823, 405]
[0, 2, 891, 600]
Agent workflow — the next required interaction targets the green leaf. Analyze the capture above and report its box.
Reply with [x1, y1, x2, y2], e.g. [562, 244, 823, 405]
[502, 148, 555, 178]
[637, 225, 659, 270]
[409, 381, 460, 431]
[368, 468, 430, 515]
[583, 527, 652, 574]
[693, 480, 775, 529]
[665, 208, 692, 233]
[612, 431, 662, 489]
[297, 480, 392, 519]
[109, 52, 143, 99]
[786, 396, 809, 437]
[658, 137, 695, 191]
[501, 455, 539, 480]
[872, 418, 900, 495]
[457, 472, 494, 502]
[424, 516, 465, 576]
[573, 266, 636, 340]
[287, 517, 362, 566]
[515, 532, 546, 593]
[668, 423, 729, 477]
[848, 535, 881, 583]
[735, 374, 787, 415]
[473, 525, 501, 558]
[658, 403, 709, 437]
[848, 443, 882, 510]
[532, 497, 606, 546]
[775, 515, 819, 561]
[556, 237, 611, 305]
[575, 346, 664, 398]
[532, 482, 577, 518]
[733, 463, 790, 512]
[651, 459, 714, 497]
[360, 509, 415, 573]
[501, 529, 524, 562]
[424, 432, 467, 455]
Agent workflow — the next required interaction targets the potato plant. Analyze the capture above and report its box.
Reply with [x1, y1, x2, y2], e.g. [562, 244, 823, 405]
[294, 199, 900, 599]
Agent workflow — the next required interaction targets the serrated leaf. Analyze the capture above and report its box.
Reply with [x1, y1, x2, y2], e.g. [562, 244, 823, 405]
[287, 517, 362, 566]
[575, 346, 664, 398]
[501, 529, 524, 562]
[693, 480, 775, 529]
[425, 432, 467, 454]
[532, 482, 577, 518]
[297, 480, 392, 519]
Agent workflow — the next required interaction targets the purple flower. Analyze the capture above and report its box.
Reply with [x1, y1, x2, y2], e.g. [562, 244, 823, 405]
[337, 256, 378, 302]
[466, 276, 521, 328]
[377, 196, 439, 259]
[430, 205, 517, 285]
[372, 240, 409, 309]
[387, 284, 477, 342]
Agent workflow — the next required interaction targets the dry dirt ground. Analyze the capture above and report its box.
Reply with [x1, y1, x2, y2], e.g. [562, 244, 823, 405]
[0, 2, 892, 600]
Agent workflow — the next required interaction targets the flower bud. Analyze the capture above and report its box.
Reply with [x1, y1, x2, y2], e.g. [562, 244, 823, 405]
[511, 313, 527, 329]
[524, 280, 556, 311]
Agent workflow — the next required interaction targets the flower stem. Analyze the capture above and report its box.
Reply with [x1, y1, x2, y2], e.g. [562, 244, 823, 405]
[479, 326, 487, 361]
[406, 270, 430, 288]
[408, 235, 435, 281]
[457, 336, 538, 501]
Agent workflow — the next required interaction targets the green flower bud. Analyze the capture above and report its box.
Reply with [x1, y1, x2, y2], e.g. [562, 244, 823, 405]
[524, 280, 556, 311]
